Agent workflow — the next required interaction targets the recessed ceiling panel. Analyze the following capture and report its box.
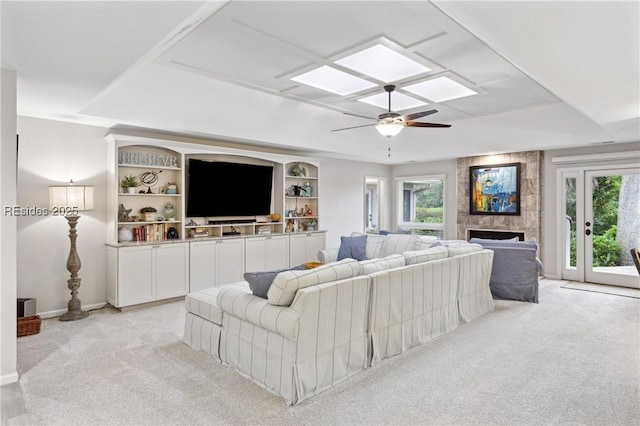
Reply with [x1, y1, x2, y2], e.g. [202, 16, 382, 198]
[335, 44, 431, 83]
[291, 66, 377, 96]
[404, 76, 477, 102]
[157, 17, 316, 92]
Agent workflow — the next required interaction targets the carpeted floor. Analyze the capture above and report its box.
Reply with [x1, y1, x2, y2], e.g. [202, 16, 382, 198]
[4, 278, 640, 425]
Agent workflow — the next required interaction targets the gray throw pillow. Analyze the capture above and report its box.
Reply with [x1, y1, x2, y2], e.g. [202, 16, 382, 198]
[337, 235, 367, 261]
[245, 265, 305, 299]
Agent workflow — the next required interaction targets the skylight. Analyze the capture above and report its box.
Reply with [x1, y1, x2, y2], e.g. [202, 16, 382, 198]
[404, 76, 477, 102]
[335, 44, 431, 83]
[291, 65, 376, 96]
[358, 91, 427, 111]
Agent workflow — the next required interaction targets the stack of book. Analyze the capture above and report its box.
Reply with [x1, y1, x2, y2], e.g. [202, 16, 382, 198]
[131, 223, 174, 241]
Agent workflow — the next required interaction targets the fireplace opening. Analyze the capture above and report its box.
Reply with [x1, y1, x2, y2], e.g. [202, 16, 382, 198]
[468, 230, 525, 241]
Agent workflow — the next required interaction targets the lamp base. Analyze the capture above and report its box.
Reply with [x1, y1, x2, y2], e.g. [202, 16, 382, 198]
[60, 309, 89, 322]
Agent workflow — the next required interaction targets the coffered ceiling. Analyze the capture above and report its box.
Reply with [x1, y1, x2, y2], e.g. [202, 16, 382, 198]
[2, 1, 638, 164]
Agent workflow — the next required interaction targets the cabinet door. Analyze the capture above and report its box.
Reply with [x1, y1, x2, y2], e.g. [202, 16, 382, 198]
[216, 239, 245, 285]
[245, 237, 267, 273]
[306, 233, 326, 262]
[265, 235, 289, 270]
[118, 245, 153, 306]
[289, 234, 309, 266]
[189, 241, 217, 292]
[289, 233, 326, 266]
[155, 243, 189, 299]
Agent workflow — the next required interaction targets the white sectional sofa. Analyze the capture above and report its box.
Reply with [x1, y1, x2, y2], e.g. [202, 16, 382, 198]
[183, 233, 494, 405]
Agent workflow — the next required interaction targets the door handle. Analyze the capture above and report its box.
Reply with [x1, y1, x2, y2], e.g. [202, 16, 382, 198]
[585, 229, 591, 236]
[585, 221, 591, 227]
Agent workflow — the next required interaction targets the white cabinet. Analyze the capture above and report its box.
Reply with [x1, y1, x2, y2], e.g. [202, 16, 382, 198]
[106, 242, 189, 308]
[189, 238, 245, 292]
[245, 235, 290, 272]
[289, 232, 326, 266]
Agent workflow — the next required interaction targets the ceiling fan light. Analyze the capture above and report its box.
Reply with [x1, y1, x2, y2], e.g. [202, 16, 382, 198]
[375, 122, 404, 137]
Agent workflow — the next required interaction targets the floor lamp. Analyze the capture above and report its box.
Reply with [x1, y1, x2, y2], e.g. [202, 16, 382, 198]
[49, 180, 94, 321]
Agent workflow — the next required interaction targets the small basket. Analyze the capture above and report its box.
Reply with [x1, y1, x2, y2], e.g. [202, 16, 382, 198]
[17, 315, 41, 337]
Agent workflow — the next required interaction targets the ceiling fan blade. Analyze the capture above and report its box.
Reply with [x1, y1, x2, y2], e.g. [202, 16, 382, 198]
[405, 121, 451, 128]
[401, 109, 438, 121]
[343, 112, 377, 120]
[331, 123, 377, 132]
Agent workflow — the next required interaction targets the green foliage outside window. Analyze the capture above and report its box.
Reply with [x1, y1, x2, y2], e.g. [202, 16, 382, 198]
[567, 175, 623, 267]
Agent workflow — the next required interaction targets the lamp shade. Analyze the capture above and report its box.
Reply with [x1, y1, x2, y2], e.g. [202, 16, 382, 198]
[49, 181, 94, 212]
[375, 121, 404, 137]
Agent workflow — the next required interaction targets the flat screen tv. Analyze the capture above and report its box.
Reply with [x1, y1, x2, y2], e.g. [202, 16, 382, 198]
[186, 159, 273, 218]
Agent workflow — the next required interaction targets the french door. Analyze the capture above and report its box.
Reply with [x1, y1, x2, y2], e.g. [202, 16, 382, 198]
[560, 166, 640, 288]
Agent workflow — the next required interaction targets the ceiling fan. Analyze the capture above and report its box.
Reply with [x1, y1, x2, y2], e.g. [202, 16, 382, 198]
[331, 85, 451, 137]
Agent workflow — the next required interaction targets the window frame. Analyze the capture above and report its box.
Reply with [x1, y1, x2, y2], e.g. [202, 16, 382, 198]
[395, 174, 446, 236]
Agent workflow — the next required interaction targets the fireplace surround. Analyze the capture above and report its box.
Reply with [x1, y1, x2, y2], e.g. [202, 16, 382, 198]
[457, 150, 544, 260]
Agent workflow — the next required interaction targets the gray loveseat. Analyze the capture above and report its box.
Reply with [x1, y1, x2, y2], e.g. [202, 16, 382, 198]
[469, 238, 542, 303]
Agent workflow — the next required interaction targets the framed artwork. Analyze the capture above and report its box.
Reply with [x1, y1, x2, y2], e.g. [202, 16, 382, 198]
[469, 162, 521, 215]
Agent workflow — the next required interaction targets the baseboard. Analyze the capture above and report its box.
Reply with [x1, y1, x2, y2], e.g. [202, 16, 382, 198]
[0, 372, 19, 385]
[38, 302, 109, 320]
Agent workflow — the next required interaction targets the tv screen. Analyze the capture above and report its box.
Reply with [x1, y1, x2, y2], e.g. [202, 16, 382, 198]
[186, 159, 273, 218]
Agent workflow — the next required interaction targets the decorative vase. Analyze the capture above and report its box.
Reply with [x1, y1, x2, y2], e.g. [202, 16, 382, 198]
[166, 227, 179, 239]
[162, 202, 176, 220]
[118, 227, 133, 242]
[124, 187, 136, 194]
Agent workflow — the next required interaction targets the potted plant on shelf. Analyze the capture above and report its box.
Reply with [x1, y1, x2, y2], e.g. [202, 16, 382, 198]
[140, 206, 157, 222]
[120, 174, 140, 194]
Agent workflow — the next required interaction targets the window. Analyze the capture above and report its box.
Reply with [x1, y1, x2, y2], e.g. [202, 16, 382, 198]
[396, 175, 445, 238]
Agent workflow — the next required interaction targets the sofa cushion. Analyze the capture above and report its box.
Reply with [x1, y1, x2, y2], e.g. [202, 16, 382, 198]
[185, 282, 251, 325]
[435, 240, 473, 248]
[403, 246, 449, 265]
[337, 235, 368, 261]
[244, 265, 305, 299]
[360, 254, 406, 275]
[447, 243, 484, 257]
[470, 237, 536, 248]
[470, 238, 542, 271]
[417, 235, 440, 250]
[352, 232, 386, 259]
[382, 234, 421, 257]
[267, 258, 361, 306]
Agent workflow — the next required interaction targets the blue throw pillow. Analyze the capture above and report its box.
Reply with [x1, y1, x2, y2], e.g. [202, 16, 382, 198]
[245, 265, 305, 299]
[379, 229, 410, 235]
[337, 235, 367, 261]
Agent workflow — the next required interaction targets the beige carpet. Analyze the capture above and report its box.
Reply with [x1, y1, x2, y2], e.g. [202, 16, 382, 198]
[7, 278, 640, 425]
[561, 281, 640, 299]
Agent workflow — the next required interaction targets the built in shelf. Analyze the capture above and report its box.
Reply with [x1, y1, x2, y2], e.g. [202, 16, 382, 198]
[118, 164, 181, 171]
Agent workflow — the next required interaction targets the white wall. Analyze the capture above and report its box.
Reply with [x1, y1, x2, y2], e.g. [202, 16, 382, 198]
[320, 158, 390, 248]
[1, 68, 18, 385]
[17, 117, 109, 316]
[391, 159, 458, 239]
[543, 141, 640, 278]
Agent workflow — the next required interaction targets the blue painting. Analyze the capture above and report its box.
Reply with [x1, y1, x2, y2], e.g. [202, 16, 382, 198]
[470, 163, 521, 215]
